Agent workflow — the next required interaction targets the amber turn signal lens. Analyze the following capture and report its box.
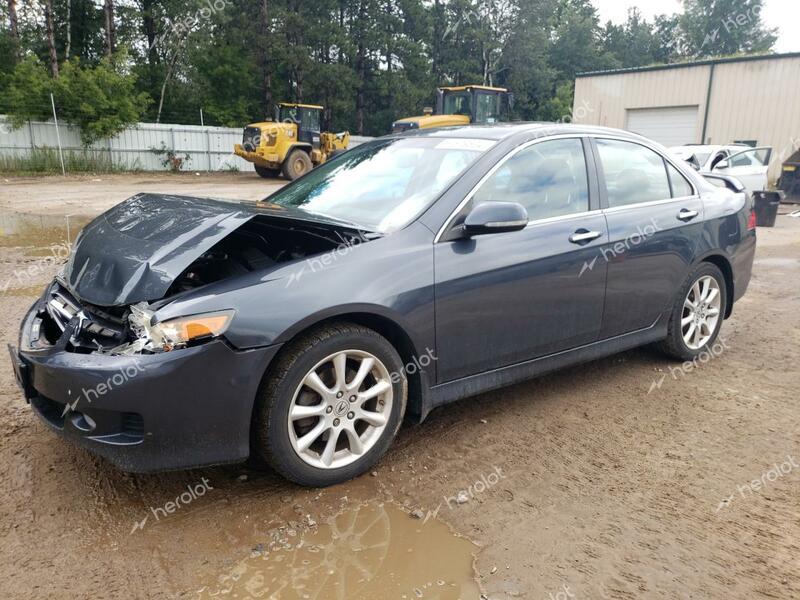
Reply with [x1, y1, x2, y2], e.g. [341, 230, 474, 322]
[157, 311, 235, 345]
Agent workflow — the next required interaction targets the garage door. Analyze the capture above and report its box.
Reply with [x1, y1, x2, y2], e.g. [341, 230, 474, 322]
[626, 106, 699, 147]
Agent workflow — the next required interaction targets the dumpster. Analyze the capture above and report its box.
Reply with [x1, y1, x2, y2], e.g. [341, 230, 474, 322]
[779, 149, 800, 204]
[753, 191, 782, 227]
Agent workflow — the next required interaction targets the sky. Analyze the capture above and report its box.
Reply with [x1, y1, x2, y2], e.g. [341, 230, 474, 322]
[594, 0, 800, 53]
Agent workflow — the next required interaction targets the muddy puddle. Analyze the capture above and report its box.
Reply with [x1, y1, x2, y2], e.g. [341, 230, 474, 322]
[194, 502, 481, 600]
[0, 209, 89, 251]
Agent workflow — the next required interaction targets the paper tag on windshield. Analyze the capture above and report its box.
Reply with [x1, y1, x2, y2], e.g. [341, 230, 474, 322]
[436, 139, 496, 152]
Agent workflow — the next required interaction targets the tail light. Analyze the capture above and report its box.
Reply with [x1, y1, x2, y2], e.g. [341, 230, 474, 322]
[748, 208, 757, 231]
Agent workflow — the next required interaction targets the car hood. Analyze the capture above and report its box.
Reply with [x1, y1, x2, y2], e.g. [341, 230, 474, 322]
[62, 193, 363, 307]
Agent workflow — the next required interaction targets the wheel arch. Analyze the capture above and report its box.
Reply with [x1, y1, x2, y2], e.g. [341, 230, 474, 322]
[698, 253, 735, 318]
[260, 308, 432, 424]
[287, 142, 313, 155]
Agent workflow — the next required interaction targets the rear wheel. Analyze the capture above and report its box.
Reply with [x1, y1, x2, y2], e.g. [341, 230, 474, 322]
[254, 323, 407, 487]
[255, 165, 281, 179]
[282, 149, 313, 180]
[659, 263, 727, 361]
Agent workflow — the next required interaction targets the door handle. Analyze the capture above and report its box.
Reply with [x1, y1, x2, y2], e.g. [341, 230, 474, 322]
[677, 209, 699, 222]
[569, 230, 602, 244]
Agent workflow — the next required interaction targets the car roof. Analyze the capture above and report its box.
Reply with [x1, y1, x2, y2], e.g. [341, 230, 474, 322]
[393, 122, 652, 142]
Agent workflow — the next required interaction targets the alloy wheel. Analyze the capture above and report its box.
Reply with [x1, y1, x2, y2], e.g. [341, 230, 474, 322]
[287, 350, 394, 469]
[681, 275, 722, 350]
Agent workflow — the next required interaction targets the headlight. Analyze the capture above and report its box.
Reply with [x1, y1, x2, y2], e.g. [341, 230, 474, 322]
[112, 305, 235, 355]
[156, 311, 235, 345]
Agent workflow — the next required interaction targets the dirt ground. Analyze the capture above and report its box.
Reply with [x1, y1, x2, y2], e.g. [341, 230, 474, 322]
[0, 173, 798, 599]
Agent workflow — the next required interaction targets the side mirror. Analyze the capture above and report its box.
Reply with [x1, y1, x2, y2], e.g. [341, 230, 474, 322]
[714, 159, 730, 171]
[462, 202, 528, 237]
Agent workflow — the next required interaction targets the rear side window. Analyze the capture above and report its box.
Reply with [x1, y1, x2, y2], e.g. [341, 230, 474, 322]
[666, 162, 694, 197]
[596, 139, 672, 207]
[473, 138, 590, 221]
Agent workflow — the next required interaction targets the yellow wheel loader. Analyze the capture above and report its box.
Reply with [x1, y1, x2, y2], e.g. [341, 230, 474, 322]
[234, 103, 350, 180]
[392, 85, 513, 133]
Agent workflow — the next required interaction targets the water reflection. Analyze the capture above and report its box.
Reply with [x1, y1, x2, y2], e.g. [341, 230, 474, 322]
[0, 210, 89, 250]
[196, 502, 480, 599]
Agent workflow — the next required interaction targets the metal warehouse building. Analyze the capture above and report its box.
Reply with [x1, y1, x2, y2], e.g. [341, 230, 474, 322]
[572, 52, 800, 182]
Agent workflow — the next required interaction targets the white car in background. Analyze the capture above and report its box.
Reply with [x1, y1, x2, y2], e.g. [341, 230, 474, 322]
[669, 144, 772, 194]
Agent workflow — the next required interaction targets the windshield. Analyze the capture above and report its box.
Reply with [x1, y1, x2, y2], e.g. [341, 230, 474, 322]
[264, 137, 493, 233]
[443, 92, 472, 116]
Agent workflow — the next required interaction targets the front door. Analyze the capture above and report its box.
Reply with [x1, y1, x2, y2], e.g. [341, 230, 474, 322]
[713, 147, 772, 193]
[434, 137, 608, 383]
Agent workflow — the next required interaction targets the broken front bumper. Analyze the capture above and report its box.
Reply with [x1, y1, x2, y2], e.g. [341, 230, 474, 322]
[14, 298, 281, 472]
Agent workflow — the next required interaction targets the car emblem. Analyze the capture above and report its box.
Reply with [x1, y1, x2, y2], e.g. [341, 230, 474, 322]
[335, 400, 350, 416]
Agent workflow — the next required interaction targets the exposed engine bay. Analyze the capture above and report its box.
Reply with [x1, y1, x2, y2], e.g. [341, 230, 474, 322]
[166, 218, 366, 296]
[30, 216, 375, 356]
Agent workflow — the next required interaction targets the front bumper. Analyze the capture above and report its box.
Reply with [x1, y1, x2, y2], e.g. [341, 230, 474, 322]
[13, 300, 281, 472]
[233, 144, 280, 167]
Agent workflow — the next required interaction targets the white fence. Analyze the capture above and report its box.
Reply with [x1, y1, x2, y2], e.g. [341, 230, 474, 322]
[0, 116, 373, 172]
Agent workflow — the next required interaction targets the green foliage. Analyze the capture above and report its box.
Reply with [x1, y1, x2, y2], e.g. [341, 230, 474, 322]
[682, 0, 777, 58]
[539, 81, 576, 122]
[0, 57, 56, 127]
[1, 0, 780, 139]
[0, 54, 150, 145]
[56, 55, 152, 145]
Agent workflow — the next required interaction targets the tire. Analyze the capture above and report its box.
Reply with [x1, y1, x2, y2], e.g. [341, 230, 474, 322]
[254, 165, 281, 179]
[281, 149, 313, 180]
[658, 262, 728, 361]
[253, 322, 407, 487]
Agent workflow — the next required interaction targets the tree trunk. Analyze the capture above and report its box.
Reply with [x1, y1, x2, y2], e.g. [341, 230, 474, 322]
[432, 0, 441, 79]
[7, 0, 19, 39]
[142, 0, 158, 65]
[156, 39, 186, 123]
[65, 0, 71, 59]
[104, 0, 117, 56]
[355, 0, 368, 135]
[259, 0, 273, 116]
[44, 0, 59, 77]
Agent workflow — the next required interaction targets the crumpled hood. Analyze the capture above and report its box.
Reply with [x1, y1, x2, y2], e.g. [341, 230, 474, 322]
[63, 193, 257, 306]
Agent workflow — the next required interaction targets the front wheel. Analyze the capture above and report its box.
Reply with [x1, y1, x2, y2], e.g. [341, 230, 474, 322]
[282, 149, 313, 180]
[659, 263, 727, 361]
[254, 323, 407, 487]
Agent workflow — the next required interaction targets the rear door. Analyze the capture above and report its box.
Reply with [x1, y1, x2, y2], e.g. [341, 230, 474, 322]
[592, 137, 704, 339]
[713, 147, 772, 193]
[433, 137, 608, 382]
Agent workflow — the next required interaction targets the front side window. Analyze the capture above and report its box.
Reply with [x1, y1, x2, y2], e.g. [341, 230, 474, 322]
[300, 108, 321, 133]
[728, 148, 771, 168]
[596, 139, 672, 207]
[472, 138, 590, 221]
[265, 137, 492, 233]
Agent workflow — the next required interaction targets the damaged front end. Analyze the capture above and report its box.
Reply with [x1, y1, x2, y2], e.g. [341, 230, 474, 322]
[27, 193, 376, 357]
[110, 304, 235, 355]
